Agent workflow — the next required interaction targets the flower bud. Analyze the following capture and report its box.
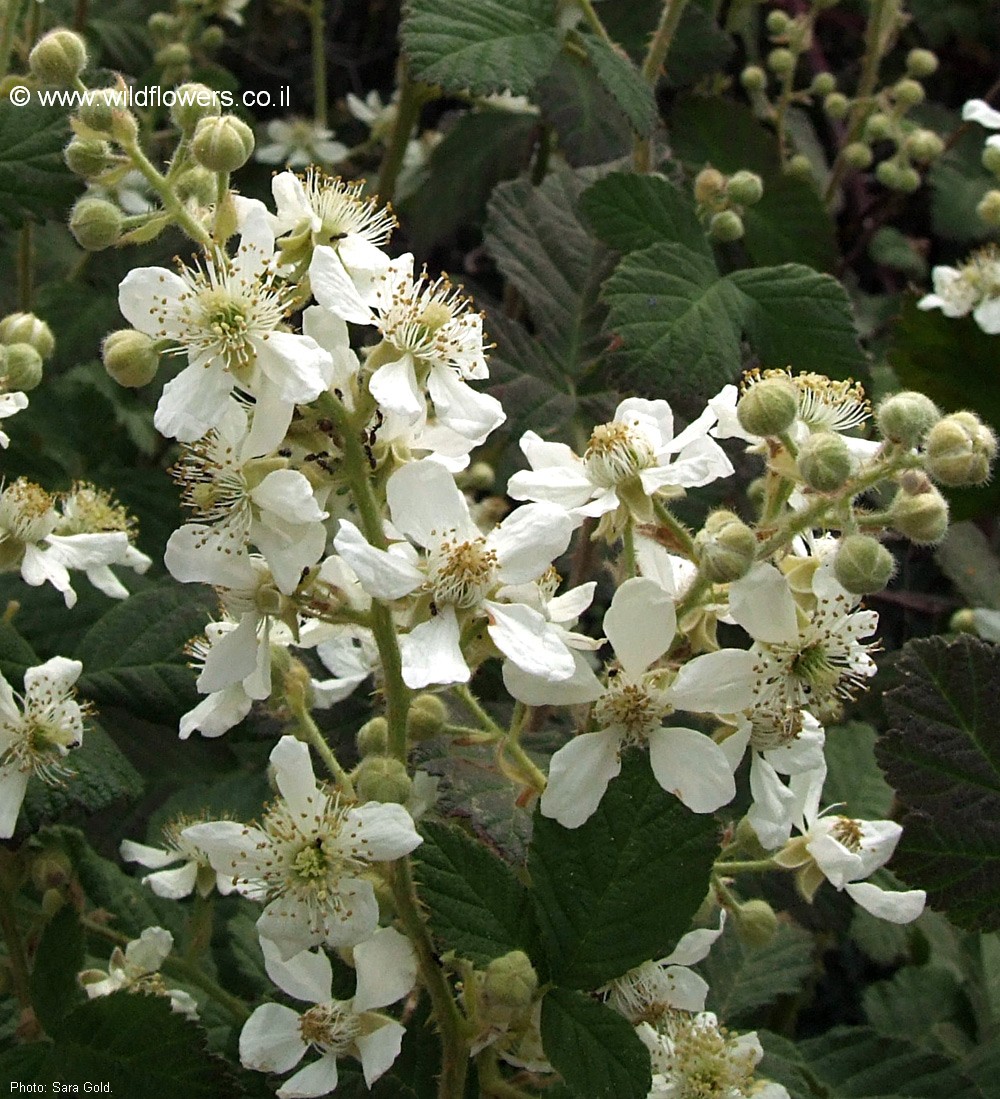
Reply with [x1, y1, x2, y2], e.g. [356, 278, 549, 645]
[875, 160, 920, 193]
[0, 344, 43, 391]
[694, 167, 727, 206]
[109, 109, 140, 145]
[765, 10, 791, 35]
[797, 431, 852, 491]
[69, 196, 123, 251]
[694, 510, 756, 582]
[199, 26, 225, 52]
[824, 92, 849, 119]
[811, 72, 836, 96]
[356, 716, 389, 757]
[737, 377, 798, 437]
[154, 43, 191, 70]
[191, 115, 255, 172]
[875, 391, 941, 446]
[77, 87, 124, 133]
[709, 210, 744, 242]
[175, 166, 218, 205]
[102, 329, 160, 387]
[784, 153, 813, 181]
[406, 693, 448, 741]
[925, 411, 997, 486]
[864, 113, 893, 142]
[170, 83, 221, 133]
[976, 190, 1000, 228]
[950, 608, 977, 634]
[906, 48, 939, 78]
[834, 534, 895, 594]
[767, 48, 796, 77]
[983, 145, 1000, 177]
[64, 136, 116, 178]
[740, 65, 767, 93]
[482, 951, 538, 1012]
[147, 12, 178, 40]
[726, 170, 764, 206]
[355, 755, 412, 804]
[889, 487, 949, 545]
[29, 28, 88, 86]
[41, 887, 65, 918]
[893, 79, 925, 108]
[0, 312, 54, 360]
[843, 142, 873, 169]
[30, 846, 73, 892]
[905, 129, 944, 163]
[734, 899, 779, 948]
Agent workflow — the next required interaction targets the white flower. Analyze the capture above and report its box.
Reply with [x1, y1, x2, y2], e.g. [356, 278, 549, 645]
[334, 459, 577, 689]
[0, 391, 27, 447]
[184, 736, 422, 958]
[118, 210, 332, 447]
[256, 119, 349, 168]
[240, 928, 416, 1098]
[508, 577, 755, 827]
[773, 767, 926, 923]
[79, 927, 199, 1019]
[508, 398, 732, 531]
[0, 657, 85, 838]
[918, 245, 1000, 334]
[120, 814, 238, 900]
[962, 98, 1000, 151]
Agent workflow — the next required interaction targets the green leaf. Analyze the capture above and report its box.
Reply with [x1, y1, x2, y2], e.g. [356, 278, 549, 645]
[529, 752, 718, 989]
[0, 100, 80, 228]
[29, 904, 86, 1032]
[822, 722, 895, 821]
[540, 987, 651, 1099]
[579, 172, 710, 256]
[578, 35, 655, 136]
[758, 1025, 982, 1099]
[863, 965, 975, 1047]
[0, 992, 234, 1096]
[413, 820, 538, 965]
[877, 634, 1000, 932]
[0, 618, 39, 684]
[700, 920, 815, 1026]
[929, 124, 997, 244]
[75, 577, 216, 724]
[402, 0, 561, 96]
[663, 2, 735, 88]
[934, 522, 1000, 612]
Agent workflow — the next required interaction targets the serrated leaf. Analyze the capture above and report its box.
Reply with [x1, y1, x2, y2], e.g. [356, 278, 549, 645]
[877, 634, 1000, 932]
[863, 965, 974, 1047]
[528, 752, 718, 989]
[579, 172, 710, 257]
[540, 987, 651, 1099]
[0, 100, 81, 227]
[700, 920, 815, 1026]
[29, 904, 86, 1032]
[822, 722, 895, 821]
[663, 2, 734, 87]
[0, 992, 234, 1096]
[402, 0, 561, 96]
[578, 35, 655, 136]
[413, 820, 538, 965]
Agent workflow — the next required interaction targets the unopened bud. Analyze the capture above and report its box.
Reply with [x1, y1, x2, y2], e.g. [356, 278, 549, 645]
[109, 109, 139, 145]
[0, 344, 43, 391]
[864, 113, 893, 142]
[976, 190, 1000, 228]
[982, 146, 1000, 177]
[726, 170, 764, 206]
[154, 43, 191, 70]
[797, 431, 852, 491]
[41, 888, 65, 917]
[905, 129, 944, 163]
[950, 608, 977, 634]
[0, 313, 54, 360]
[811, 72, 837, 96]
[925, 411, 997, 486]
[890, 487, 949, 544]
[199, 26, 225, 52]
[824, 92, 850, 119]
[843, 142, 873, 170]
[740, 65, 767, 93]
[767, 48, 796, 77]
[834, 534, 895, 594]
[734, 899, 779, 948]
[465, 461, 496, 492]
[69, 196, 123, 250]
[893, 79, 925, 108]
[170, 83, 221, 133]
[64, 136, 116, 179]
[175, 166, 217, 205]
[147, 12, 178, 39]
[875, 391, 941, 447]
[191, 115, 254, 172]
[709, 210, 744, 242]
[406, 694, 448, 741]
[29, 28, 88, 85]
[355, 755, 412, 804]
[77, 87, 123, 134]
[765, 10, 791, 35]
[102, 329, 160, 387]
[694, 167, 727, 206]
[784, 153, 813, 181]
[30, 847, 73, 892]
[356, 716, 389, 757]
[737, 377, 798, 437]
[906, 49, 939, 78]
[694, 510, 756, 582]
[875, 160, 920, 193]
[482, 951, 538, 1012]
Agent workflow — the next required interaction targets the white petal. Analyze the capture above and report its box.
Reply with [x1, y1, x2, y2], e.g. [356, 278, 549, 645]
[154, 362, 234, 442]
[844, 882, 926, 924]
[747, 756, 797, 851]
[962, 98, 1000, 128]
[656, 965, 711, 1013]
[118, 267, 189, 337]
[484, 601, 575, 682]
[729, 564, 799, 643]
[179, 685, 252, 739]
[261, 937, 332, 1004]
[369, 352, 424, 421]
[125, 926, 173, 971]
[540, 730, 621, 829]
[506, 465, 597, 510]
[387, 459, 476, 547]
[333, 520, 423, 600]
[20, 543, 75, 605]
[492, 504, 573, 585]
[399, 608, 470, 688]
[165, 525, 256, 590]
[973, 297, 1000, 334]
[426, 364, 505, 444]
[343, 803, 422, 862]
[252, 469, 327, 524]
[669, 649, 755, 714]
[309, 246, 374, 323]
[240, 1003, 308, 1073]
[119, 840, 179, 870]
[278, 1053, 340, 1098]
[0, 767, 29, 838]
[502, 650, 603, 706]
[604, 577, 676, 678]
[144, 861, 200, 899]
[353, 926, 418, 1011]
[270, 736, 324, 820]
[648, 727, 735, 813]
[357, 1021, 406, 1088]
[255, 332, 331, 405]
[663, 912, 726, 966]
[197, 613, 260, 694]
[245, 387, 295, 456]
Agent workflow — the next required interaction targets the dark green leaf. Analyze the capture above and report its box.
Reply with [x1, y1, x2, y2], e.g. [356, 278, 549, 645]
[877, 634, 1000, 932]
[578, 35, 656, 136]
[0, 100, 80, 227]
[402, 0, 561, 96]
[822, 722, 894, 821]
[929, 125, 997, 244]
[0, 618, 40, 684]
[669, 95, 779, 176]
[540, 987, 651, 1099]
[663, 2, 734, 88]
[863, 965, 975, 1047]
[529, 752, 718, 989]
[742, 172, 838, 274]
[413, 820, 538, 965]
[29, 904, 86, 1032]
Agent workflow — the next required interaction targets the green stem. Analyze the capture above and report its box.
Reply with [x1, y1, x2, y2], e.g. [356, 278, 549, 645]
[0, 0, 27, 81]
[293, 700, 356, 797]
[500, 702, 547, 795]
[17, 222, 32, 311]
[121, 137, 212, 246]
[713, 858, 777, 875]
[453, 683, 503, 737]
[477, 1047, 539, 1099]
[634, 0, 691, 170]
[0, 854, 33, 1015]
[184, 892, 214, 963]
[309, 0, 328, 128]
[622, 519, 637, 578]
[674, 569, 714, 623]
[375, 65, 428, 204]
[652, 498, 696, 557]
[575, 0, 614, 44]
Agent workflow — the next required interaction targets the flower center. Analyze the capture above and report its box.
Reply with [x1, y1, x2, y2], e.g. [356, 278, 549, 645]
[584, 422, 655, 488]
[593, 678, 664, 742]
[429, 534, 498, 607]
[0, 478, 58, 547]
[789, 642, 841, 691]
[831, 816, 864, 852]
[292, 842, 329, 882]
[199, 292, 254, 372]
[654, 1014, 758, 1099]
[299, 1002, 361, 1053]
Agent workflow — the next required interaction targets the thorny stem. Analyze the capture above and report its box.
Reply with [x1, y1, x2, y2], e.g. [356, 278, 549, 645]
[499, 701, 547, 795]
[652, 498, 696, 557]
[622, 520, 638, 578]
[183, 892, 214, 963]
[575, 0, 614, 44]
[17, 222, 32, 312]
[453, 683, 503, 737]
[634, 0, 693, 171]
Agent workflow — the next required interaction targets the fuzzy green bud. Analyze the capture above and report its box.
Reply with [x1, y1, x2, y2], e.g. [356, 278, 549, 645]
[30, 847, 73, 892]
[109, 108, 139, 145]
[464, 461, 496, 492]
[0, 344, 43, 392]
[824, 92, 850, 119]
[767, 48, 796, 77]
[356, 716, 389, 757]
[482, 951, 538, 1012]
[41, 887, 65, 918]
[170, 83, 221, 132]
[694, 510, 756, 582]
[709, 210, 744, 242]
[982, 145, 1000, 177]
[889, 487, 949, 545]
[191, 114, 254, 171]
[864, 113, 893, 143]
[740, 65, 767, 93]
[875, 160, 920, 193]
[843, 142, 873, 169]
[694, 167, 727, 206]
[69, 196, 123, 251]
[406, 693, 448, 741]
[811, 72, 837, 96]
[355, 755, 412, 804]
[834, 534, 895, 594]
[784, 153, 813, 181]
[76, 87, 123, 134]
[175, 166, 218, 205]
[950, 608, 977, 634]
[734, 899, 779, 948]
[875, 391, 941, 446]
[765, 10, 791, 35]
[199, 26, 225, 52]
[29, 28, 88, 86]
[147, 11, 178, 40]
[737, 377, 798, 437]
[976, 190, 1000, 228]
[101, 329, 160, 387]
[64, 136, 116, 179]
[154, 43, 191, 70]
[925, 411, 998, 486]
[726, 170, 764, 206]
[0, 312, 55, 360]
[797, 431, 853, 491]
[893, 78, 925, 108]
[906, 48, 939, 78]
[905, 129, 944, 163]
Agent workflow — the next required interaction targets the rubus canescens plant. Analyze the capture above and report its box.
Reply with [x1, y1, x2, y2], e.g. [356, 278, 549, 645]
[1, 3, 1000, 1099]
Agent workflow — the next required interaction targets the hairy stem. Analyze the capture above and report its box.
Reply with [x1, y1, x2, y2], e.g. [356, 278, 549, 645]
[309, 0, 328, 128]
[634, 0, 692, 170]
[375, 65, 427, 204]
